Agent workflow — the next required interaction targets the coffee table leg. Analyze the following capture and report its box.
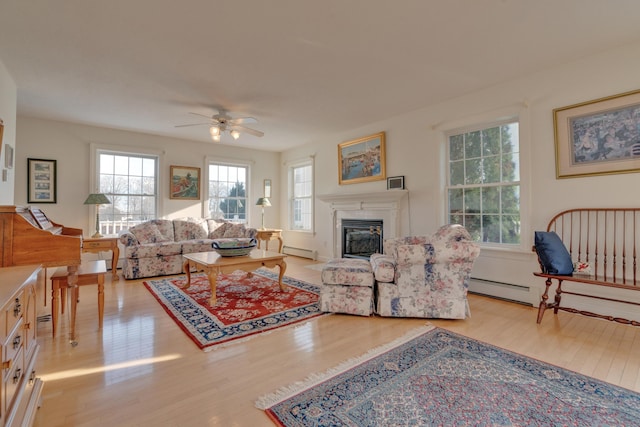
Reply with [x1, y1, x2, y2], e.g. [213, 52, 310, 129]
[182, 259, 192, 289]
[277, 259, 287, 291]
[206, 268, 218, 306]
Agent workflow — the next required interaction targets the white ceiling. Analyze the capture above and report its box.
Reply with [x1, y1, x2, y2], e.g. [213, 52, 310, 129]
[2, 0, 640, 152]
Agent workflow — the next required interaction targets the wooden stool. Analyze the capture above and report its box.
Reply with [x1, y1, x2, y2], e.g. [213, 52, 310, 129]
[50, 260, 106, 339]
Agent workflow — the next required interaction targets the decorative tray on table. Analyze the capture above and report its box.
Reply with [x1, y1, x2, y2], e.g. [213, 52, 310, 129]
[212, 238, 257, 257]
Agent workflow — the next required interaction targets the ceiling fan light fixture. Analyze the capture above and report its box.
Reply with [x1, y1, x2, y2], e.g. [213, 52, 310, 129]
[212, 134, 221, 142]
[230, 130, 240, 140]
[209, 126, 220, 137]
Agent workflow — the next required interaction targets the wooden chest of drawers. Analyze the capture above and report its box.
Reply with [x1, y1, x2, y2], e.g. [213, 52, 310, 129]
[0, 266, 43, 427]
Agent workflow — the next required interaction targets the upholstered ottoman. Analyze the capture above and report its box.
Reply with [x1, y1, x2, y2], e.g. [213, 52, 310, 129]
[319, 258, 375, 316]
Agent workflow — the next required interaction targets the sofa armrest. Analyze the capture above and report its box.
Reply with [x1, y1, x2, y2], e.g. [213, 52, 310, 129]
[118, 231, 139, 246]
[245, 227, 258, 239]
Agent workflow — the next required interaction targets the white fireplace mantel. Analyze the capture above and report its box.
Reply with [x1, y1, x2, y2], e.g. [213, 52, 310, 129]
[317, 190, 408, 257]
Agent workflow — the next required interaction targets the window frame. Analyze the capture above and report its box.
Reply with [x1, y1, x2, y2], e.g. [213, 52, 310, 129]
[288, 159, 314, 233]
[445, 117, 522, 248]
[91, 144, 162, 234]
[205, 158, 251, 224]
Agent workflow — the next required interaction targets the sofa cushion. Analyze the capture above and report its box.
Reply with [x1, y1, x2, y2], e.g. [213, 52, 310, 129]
[534, 231, 573, 275]
[181, 240, 217, 254]
[124, 241, 182, 258]
[208, 222, 232, 239]
[222, 223, 249, 238]
[174, 218, 208, 241]
[129, 223, 171, 244]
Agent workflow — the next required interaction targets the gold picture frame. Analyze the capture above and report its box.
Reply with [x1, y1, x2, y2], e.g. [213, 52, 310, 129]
[338, 131, 386, 185]
[554, 89, 640, 178]
[170, 165, 201, 200]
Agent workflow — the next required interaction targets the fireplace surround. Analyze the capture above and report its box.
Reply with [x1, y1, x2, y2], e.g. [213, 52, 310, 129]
[318, 190, 408, 258]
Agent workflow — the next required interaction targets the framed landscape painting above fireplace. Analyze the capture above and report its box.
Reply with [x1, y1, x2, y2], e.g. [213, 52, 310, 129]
[338, 131, 386, 185]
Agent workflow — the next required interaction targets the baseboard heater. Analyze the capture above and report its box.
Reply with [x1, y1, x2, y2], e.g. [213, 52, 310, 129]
[469, 277, 533, 306]
[282, 246, 317, 260]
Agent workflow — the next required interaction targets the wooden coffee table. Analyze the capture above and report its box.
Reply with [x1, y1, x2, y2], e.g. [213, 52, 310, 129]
[182, 249, 288, 306]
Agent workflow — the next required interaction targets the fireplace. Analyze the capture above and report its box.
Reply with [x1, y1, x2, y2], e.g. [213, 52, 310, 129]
[341, 219, 383, 259]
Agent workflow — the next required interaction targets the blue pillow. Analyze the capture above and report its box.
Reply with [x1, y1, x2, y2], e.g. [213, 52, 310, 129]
[534, 231, 573, 275]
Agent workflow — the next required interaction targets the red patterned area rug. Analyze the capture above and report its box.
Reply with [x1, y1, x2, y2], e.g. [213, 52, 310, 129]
[256, 326, 640, 426]
[143, 269, 326, 351]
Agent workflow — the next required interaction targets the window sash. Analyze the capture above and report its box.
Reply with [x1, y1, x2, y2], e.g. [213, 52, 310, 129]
[208, 163, 249, 223]
[446, 121, 520, 245]
[97, 150, 159, 234]
[290, 163, 313, 231]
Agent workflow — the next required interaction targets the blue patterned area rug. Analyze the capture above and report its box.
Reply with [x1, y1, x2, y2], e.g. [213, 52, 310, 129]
[256, 326, 640, 426]
[144, 269, 326, 351]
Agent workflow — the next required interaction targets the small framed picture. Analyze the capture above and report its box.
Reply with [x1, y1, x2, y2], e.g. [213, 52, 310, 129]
[387, 175, 404, 190]
[28, 158, 57, 203]
[4, 144, 13, 169]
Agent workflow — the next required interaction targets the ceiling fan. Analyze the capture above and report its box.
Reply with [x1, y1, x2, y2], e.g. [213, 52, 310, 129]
[175, 109, 264, 141]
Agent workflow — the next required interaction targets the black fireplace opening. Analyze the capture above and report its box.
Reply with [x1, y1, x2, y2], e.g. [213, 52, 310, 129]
[341, 219, 383, 259]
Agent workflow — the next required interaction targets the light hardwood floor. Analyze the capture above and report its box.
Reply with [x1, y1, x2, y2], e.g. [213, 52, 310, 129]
[33, 256, 640, 426]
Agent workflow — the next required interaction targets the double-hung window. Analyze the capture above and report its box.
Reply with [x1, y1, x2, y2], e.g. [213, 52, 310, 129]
[208, 162, 249, 223]
[446, 120, 521, 245]
[289, 161, 313, 231]
[97, 150, 159, 234]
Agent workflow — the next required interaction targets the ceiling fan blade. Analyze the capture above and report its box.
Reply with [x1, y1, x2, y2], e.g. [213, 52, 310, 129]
[188, 112, 214, 119]
[233, 124, 264, 138]
[175, 122, 210, 128]
[229, 117, 258, 125]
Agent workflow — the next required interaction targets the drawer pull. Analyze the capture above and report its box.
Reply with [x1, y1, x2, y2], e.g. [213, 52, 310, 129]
[12, 335, 21, 350]
[29, 370, 36, 384]
[13, 298, 21, 317]
[13, 368, 21, 384]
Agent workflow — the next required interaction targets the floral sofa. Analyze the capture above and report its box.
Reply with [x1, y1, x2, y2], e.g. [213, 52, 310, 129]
[118, 218, 257, 279]
[369, 224, 481, 319]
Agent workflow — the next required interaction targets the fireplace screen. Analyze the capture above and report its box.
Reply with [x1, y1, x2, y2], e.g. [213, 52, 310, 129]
[341, 219, 383, 259]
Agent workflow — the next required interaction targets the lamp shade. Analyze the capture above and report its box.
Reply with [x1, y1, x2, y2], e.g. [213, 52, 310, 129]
[84, 193, 111, 205]
[256, 197, 271, 207]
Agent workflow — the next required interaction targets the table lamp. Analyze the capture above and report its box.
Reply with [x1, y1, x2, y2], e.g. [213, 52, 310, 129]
[84, 193, 111, 238]
[256, 197, 271, 230]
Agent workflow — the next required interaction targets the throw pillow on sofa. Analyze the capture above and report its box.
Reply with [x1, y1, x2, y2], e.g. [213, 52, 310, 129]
[132, 224, 170, 244]
[209, 222, 232, 239]
[223, 223, 248, 238]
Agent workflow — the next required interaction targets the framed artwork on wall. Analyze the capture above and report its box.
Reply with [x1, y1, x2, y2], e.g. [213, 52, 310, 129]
[170, 165, 201, 200]
[554, 89, 640, 178]
[338, 131, 386, 185]
[27, 158, 57, 203]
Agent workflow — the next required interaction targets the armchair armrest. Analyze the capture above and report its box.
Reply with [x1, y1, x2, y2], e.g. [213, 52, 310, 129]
[370, 253, 396, 283]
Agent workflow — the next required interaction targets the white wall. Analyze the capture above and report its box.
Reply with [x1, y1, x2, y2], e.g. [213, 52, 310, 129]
[0, 58, 17, 204]
[282, 40, 640, 310]
[14, 117, 281, 235]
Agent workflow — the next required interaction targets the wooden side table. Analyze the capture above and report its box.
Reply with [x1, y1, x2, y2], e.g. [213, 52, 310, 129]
[83, 236, 119, 278]
[256, 229, 283, 253]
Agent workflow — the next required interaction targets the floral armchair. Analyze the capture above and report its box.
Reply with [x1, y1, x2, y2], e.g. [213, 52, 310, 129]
[370, 224, 480, 319]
